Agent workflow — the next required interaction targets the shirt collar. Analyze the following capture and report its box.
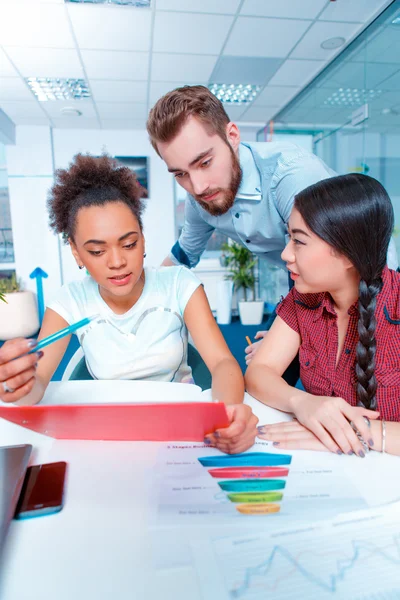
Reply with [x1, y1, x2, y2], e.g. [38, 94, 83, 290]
[236, 143, 262, 200]
[305, 266, 394, 322]
[312, 293, 360, 321]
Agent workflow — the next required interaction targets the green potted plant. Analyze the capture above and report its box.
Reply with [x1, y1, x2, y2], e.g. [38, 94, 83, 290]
[0, 273, 40, 340]
[221, 242, 264, 325]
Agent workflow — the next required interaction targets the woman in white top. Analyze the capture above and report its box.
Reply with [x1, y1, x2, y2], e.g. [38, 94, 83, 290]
[0, 153, 257, 454]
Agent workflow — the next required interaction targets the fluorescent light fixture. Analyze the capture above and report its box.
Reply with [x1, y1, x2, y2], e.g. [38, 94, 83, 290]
[65, 0, 150, 5]
[323, 87, 382, 107]
[392, 16, 400, 25]
[209, 83, 261, 104]
[26, 78, 91, 102]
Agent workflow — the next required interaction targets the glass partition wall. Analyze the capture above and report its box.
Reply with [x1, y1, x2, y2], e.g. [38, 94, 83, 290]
[257, 1, 400, 305]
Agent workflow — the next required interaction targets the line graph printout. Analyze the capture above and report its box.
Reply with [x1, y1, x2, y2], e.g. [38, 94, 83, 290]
[191, 502, 400, 600]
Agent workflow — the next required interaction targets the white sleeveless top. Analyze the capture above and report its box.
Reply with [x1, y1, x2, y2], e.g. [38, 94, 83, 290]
[47, 267, 201, 383]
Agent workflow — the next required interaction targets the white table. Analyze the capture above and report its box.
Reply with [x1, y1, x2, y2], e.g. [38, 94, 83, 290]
[1, 381, 399, 600]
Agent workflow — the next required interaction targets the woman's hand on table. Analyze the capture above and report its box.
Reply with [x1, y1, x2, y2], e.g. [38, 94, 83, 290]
[257, 420, 330, 452]
[290, 394, 378, 457]
[204, 404, 259, 454]
[0, 338, 43, 403]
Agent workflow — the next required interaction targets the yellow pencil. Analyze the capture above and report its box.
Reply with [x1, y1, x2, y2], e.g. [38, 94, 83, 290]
[245, 336, 252, 346]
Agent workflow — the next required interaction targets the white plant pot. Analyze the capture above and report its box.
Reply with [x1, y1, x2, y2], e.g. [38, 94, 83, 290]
[238, 300, 264, 325]
[0, 291, 40, 340]
[216, 279, 233, 325]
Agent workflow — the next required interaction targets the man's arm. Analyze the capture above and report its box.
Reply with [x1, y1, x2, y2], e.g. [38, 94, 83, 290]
[163, 195, 215, 268]
[273, 154, 334, 224]
[272, 154, 399, 270]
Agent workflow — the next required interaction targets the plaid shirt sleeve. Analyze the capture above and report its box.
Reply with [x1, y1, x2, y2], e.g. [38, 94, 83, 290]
[276, 289, 300, 334]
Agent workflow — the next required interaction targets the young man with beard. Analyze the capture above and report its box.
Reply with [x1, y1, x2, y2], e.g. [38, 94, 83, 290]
[145, 86, 337, 377]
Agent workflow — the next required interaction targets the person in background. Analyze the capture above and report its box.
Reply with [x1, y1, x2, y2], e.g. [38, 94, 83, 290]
[0, 153, 258, 454]
[246, 174, 400, 456]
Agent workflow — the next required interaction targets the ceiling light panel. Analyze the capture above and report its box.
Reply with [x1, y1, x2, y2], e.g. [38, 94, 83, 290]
[26, 78, 91, 102]
[324, 87, 383, 108]
[209, 83, 261, 104]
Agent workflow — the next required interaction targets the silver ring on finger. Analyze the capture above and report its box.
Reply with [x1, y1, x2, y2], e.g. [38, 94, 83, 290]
[2, 381, 15, 394]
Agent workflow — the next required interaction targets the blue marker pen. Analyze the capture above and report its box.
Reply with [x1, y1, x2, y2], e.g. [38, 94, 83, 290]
[28, 315, 99, 354]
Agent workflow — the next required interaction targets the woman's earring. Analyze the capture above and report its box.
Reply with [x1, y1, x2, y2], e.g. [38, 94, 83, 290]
[143, 253, 147, 258]
[78, 265, 84, 270]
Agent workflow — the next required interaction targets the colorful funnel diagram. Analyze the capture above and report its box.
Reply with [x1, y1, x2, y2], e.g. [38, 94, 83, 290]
[198, 452, 292, 515]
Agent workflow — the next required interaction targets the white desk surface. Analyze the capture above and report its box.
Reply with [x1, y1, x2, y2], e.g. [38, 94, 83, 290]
[1, 381, 399, 600]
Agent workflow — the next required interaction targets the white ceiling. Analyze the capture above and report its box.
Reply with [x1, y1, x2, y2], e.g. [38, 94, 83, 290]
[0, 0, 394, 130]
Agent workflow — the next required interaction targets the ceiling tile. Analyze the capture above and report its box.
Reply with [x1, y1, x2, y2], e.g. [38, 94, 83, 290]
[81, 50, 149, 81]
[156, 0, 241, 13]
[96, 102, 147, 119]
[68, 4, 152, 51]
[90, 80, 147, 103]
[277, 106, 312, 122]
[2, 116, 51, 126]
[318, 62, 400, 91]
[149, 81, 206, 106]
[0, 100, 47, 120]
[0, 48, 18, 77]
[224, 17, 312, 58]
[319, 0, 390, 23]
[348, 26, 397, 63]
[290, 21, 362, 60]
[4, 47, 84, 78]
[0, 0, 63, 4]
[210, 56, 283, 86]
[153, 12, 234, 54]
[240, 105, 278, 122]
[52, 118, 100, 129]
[40, 99, 97, 119]
[0, 5, 74, 48]
[223, 105, 248, 121]
[268, 59, 323, 86]
[100, 118, 147, 129]
[253, 86, 300, 107]
[241, 0, 327, 19]
[151, 53, 218, 83]
[369, 90, 400, 109]
[0, 78, 33, 101]
[379, 70, 400, 91]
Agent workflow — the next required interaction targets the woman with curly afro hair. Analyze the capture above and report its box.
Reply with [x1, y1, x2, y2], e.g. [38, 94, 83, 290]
[0, 153, 258, 454]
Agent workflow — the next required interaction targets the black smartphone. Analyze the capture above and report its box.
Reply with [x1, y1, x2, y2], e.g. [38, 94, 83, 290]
[14, 461, 67, 519]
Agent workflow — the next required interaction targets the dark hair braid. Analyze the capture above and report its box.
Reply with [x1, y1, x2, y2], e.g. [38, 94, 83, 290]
[355, 278, 382, 410]
[295, 173, 394, 413]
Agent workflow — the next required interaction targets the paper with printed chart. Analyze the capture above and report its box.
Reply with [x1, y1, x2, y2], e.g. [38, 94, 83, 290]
[190, 501, 400, 600]
[150, 441, 367, 527]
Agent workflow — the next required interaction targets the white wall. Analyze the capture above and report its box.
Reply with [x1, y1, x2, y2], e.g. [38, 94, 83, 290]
[6, 125, 176, 301]
[6, 126, 61, 296]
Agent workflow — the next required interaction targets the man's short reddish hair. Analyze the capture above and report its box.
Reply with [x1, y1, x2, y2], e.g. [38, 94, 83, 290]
[146, 85, 230, 155]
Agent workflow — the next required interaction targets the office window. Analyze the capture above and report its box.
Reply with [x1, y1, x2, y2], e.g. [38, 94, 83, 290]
[0, 143, 14, 264]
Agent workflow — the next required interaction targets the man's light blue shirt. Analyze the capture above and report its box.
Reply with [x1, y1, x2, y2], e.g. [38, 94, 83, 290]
[170, 141, 336, 269]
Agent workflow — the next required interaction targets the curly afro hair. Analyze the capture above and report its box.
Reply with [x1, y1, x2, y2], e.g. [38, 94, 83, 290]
[48, 153, 146, 242]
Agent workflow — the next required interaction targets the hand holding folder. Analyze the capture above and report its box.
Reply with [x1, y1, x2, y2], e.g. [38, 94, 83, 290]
[0, 402, 229, 441]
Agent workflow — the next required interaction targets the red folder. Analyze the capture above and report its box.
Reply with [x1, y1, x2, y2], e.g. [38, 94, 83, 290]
[0, 402, 229, 441]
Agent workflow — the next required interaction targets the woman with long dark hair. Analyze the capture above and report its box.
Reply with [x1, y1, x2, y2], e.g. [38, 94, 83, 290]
[246, 173, 400, 456]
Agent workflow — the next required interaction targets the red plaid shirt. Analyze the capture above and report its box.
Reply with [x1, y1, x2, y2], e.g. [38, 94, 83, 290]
[276, 266, 400, 421]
